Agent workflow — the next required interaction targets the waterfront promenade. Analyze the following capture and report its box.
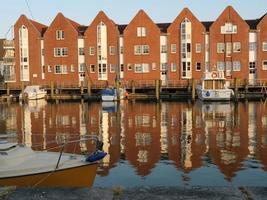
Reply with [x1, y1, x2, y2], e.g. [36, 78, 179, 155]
[2, 186, 267, 200]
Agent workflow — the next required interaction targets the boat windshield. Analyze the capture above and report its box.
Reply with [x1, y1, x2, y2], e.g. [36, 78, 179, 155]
[204, 80, 225, 89]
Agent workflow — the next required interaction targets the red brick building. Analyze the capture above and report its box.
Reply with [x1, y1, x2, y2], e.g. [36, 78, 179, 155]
[11, 7, 267, 88]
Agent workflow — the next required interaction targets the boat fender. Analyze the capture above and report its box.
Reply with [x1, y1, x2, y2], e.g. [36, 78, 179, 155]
[211, 72, 217, 78]
[205, 91, 210, 97]
[86, 150, 107, 162]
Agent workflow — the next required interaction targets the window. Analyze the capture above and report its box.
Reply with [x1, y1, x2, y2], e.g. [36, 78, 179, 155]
[217, 43, 224, 53]
[226, 42, 232, 57]
[127, 64, 132, 71]
[71, 64, 75, 72]
[196, 43, 201, 53]
[79, 48, 85, 55]
[56, 30, 64, 40]
[54, 48, 61, 57]
[233, 61, 241, 71]
[62, 65, 68, 74]
[160, 63, 167, 71]
[221, 23, 237, 34]
[226, 61, 232, 76]
[41, 49, 44, 56]
[55, 65, 61, 74]
[120, 46, 123, 54]
[48, 65, 52, 72]
[171, 62, 176, 72]
[135, 64, 142, 73]
[90, 64, 95, 73]
[109, 46, 115, 55]
[196, 62, 201, 71]
[134, 45, 142, 55]
[152, 63, 156, 70]
[89, 47, 95, 55]
[79, 63, 86, 72]
[161, 45, 167, 53]
[142, 63, 149, 73]
[137, 27, 146, 37]
[110, 64, 115, 73]
[249, 42, 256, 51]
[120, 64, 124, 72]
[142, 45, 150, 54]
[171, 44, 176, 53]
[263, 42, 267, 51]
[263, 60, 267, 70]
[233, 42, 241, 52]
[62, 48, 68, 56]
[217, 61, 225, 71]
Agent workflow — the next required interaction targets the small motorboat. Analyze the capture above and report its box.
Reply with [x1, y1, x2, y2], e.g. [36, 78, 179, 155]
[196, 70, 234, 101]
[20, 85, 47, 100]
[101, 88, 125, 101]
[0, 136, 106, 187]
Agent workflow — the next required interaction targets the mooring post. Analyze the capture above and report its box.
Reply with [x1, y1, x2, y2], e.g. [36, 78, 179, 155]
[81, 81, 84, 96]
[6, 83, 10, 96]
[156, 79, 160, 101]
[87, 80, 91, 97]
[131, 80, 135, 94]
[21, 82, 25, 100]
[234, 78, 238, 100]
[50, 81, 54, 99]
[116, 79, 120, 101]
[245, 78, 249, 98]
[191, 78, 195, 101]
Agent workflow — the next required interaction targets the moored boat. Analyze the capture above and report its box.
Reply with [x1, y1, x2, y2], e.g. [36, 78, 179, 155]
[101, 88, 126, 101]
[0, 136, 106, 187]
[196, 70, 234, 101]
[20, 85, 47, 100]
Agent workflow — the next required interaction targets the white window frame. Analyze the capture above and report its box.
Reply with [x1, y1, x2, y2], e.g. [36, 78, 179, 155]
[171, 62, 176, 72]
[56, 30, 64, 40]
[217, 61, 225, 71]
[90, 64, 95, 73]
[233, 42, 241, 53]
[134, 45, 142, 55]
[233, 61, 241, 71]
[226, 42, 232, 57]
[263, 42, 267, 51]
[195, 43, 201, 53]
[142, 45, 150, 54]
[249, 42, 256, 51]
[70, 64, 75, 72]
[137, 27, 146, 37]
[110, 64, 115, 73]
[160, 45, 167, 53]
[62, 48, 68, 57]
[109, 46, 115, 55]
[196, 62, 201, 71]
[135, 64, 142, 73]
[54, 65, 62, 74]
[89, 47, 95, 55]
[48, 65, 52, 72]
[142, 63, 149, 73]
[127, 64, 132, 71]
[79, 63, 86, 72]
[263, 60, 267, 70]
[79, 48, 85, 55]
[54, 48, 61, 57]
[171, 44, 176, 54]
[152, 63, 156, 70]
[62, 65, 68, 74]
[217, 43, 225, 53]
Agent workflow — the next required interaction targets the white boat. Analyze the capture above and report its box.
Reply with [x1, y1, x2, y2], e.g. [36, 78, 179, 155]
[20, 85, 47, 100]
[196, 70, 234, 101]
[101, 88, 125, 101]
[0, 136, 106, 187]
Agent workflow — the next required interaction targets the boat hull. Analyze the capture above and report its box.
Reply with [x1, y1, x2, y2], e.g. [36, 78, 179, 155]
[27, 92, 46, 100]
[0, 163, 98, 187]
[196, 88, 233, 101]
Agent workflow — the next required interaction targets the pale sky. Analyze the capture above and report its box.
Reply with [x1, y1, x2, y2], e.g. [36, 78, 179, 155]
[1, 0, 266, 38]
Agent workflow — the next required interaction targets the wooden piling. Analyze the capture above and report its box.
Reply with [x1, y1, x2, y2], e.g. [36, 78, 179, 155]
[6, 83, 10, 96]
[116, 79, 120, 101]
[245, 78, 249, 98]
[156, 79, 160, 101]
[131, 80, 135, 94]
[87, 81, 91, 96]
[81, 81, 84, 96]
[191, 78, 195, 101]
[50, 81, 54, 99]
[234, 78, 238, 100]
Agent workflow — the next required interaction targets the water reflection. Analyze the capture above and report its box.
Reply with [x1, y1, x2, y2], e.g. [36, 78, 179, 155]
[1, 100, 267, 186]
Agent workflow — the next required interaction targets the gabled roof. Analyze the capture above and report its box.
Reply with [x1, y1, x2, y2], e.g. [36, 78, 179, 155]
[29, 19, 47, 34]
[66, 17, 81, 33]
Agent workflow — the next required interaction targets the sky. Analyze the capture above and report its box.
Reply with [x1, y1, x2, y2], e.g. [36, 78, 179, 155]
[0, 0, 267, 38]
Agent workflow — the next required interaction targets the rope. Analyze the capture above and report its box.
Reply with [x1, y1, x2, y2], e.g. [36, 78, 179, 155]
[25, 0, 34, 20]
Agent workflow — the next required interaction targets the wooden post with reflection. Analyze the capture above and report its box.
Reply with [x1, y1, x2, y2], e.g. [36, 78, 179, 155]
[245, 78, 248, 98]
[81, 81, 84, 96]
[116, 78, 120, 101]
[234, 78, 238, 100]
[131, 80, 135, 94]
[191, 78, 195, 101]
[6, 83, 10, 96]
[156, 79, 160, 101]
[50, 81, 54, 99]
[87, 80, 91, 97]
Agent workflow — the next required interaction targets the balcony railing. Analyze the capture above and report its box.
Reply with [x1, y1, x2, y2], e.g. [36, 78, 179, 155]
[3, 40, 14, 48]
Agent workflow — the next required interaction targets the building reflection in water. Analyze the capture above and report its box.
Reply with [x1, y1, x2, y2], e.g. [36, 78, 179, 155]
[2, 100, 267, 183]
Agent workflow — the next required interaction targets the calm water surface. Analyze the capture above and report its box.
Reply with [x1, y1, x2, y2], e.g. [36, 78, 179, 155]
[1, 100, 267, 187]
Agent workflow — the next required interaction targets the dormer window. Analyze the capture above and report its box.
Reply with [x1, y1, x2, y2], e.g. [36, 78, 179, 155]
[56, 30, 64, 40]
[221, 23, 237, 34]
[137, 27, 146, 37]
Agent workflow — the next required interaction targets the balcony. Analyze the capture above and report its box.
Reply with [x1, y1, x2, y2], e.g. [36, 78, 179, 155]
[3, 40, 14, 49]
